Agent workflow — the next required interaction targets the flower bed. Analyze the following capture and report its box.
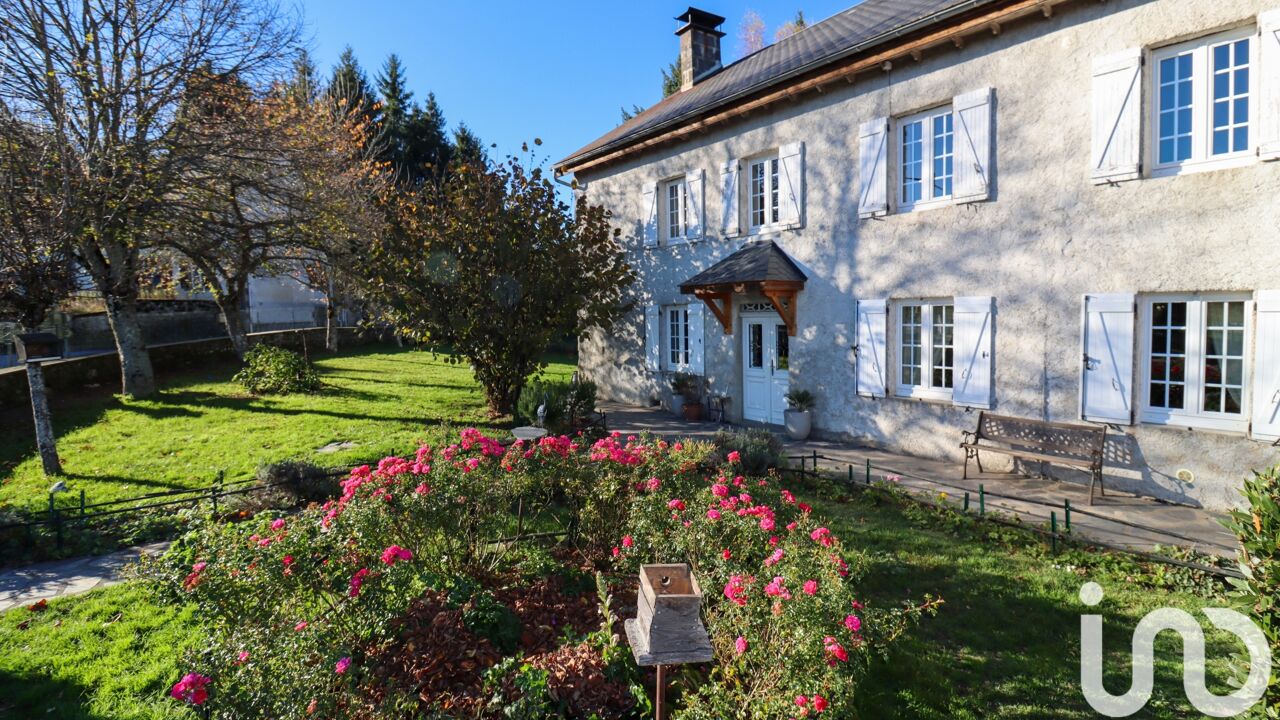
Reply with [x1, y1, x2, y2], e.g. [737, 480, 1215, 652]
[142, 429, 930, 718]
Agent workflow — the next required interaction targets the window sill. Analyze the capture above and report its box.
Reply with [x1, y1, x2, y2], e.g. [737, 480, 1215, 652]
[896, 196, 954, 215]
[1139, 411, 1249, 435]
[894, 387, 955, 404]
[1149, 153, 1256, 179]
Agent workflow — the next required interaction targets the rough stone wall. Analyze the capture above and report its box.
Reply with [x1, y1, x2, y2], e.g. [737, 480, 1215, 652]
[576, 0, 1280, 510]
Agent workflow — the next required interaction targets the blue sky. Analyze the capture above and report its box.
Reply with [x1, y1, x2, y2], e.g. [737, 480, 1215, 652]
[301, 1, 855, 169]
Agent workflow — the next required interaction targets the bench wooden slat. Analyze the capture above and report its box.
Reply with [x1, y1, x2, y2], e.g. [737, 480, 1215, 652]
[960, 442, 1097, 469]
[975, 434, 1099, 459]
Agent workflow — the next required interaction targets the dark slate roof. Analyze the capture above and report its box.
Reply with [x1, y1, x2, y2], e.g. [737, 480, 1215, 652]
[680, 241, 806, 290]
[559, 0, 997, 172]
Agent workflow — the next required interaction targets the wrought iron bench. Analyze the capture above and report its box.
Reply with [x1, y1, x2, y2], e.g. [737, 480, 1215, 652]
[960, 411, 1108, 505]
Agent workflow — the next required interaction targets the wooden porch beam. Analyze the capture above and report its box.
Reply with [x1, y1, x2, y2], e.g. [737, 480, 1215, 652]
[759, 286, 798, 337]
[693, 291, 734, 334]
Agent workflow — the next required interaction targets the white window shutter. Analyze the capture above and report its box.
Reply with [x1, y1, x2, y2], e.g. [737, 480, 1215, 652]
[778, 141, 804, 228]
[720, 159, 740, 237]
[1259, 11, 1280, 161]
[688, 304, 705, 375]
[1091, 48, 1144, 183]
[857, 117, 889, 219]
[685, 169, 705, 240]
[1080, 293, 1136, 424]
[953, 296, 995, 409]
[953, 87, 993, 204]
[641, 181, 659, 247]
[856, 299, 888, 398]
[644, 304, 661, 371]
[1251, 291, 1280, 441]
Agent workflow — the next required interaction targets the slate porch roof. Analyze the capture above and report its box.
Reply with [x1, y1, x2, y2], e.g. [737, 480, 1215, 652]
[558, 0, 998, 174]
[679, 241, 806, 292]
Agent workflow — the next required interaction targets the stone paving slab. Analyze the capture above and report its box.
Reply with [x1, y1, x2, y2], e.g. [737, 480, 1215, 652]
[0, 541, 169, 613]
[600, 402, 1238, 559]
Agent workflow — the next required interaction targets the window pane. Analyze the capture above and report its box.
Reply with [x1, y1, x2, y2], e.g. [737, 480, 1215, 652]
[901, 121, 923, 205]
[750, 163, 765, 227]
[681, 309, 689, 365]
[769, 159, 780, 224]
[667, 183, 683, 239]
[931, 113, 954, 198]
[931, 304, 954, 389]
[1202, 300, 1246, 416]
[1211, 38, 1250, 157]
[1158, 54, 1194, 164]
[749, 324, 763, 368]
[900, 305, 922, 386]
[776, 325, 789, 370]
[1148, 301, 1187, 410]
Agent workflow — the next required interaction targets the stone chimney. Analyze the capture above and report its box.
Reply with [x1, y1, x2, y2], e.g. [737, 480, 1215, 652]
[676, 7, 726, 92]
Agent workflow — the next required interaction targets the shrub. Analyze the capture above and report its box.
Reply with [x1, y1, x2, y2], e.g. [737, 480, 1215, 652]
[139, 429, 922, 718]
[1225, 465, 1280, 717]
[515, 379, 597, 434]
[232, 345, 321, 395]
[713, 428, 785, 475]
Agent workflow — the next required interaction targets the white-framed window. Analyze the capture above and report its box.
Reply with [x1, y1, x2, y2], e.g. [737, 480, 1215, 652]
[665, 305, 690, 370]
[897, 106, 954, 211]
[1139, 294, 1251, 432]
[1151, 26, 1257, 176]
[663, 177, 688, 243]
[896, 301, 954, 400]
[747, 154, 780, 230]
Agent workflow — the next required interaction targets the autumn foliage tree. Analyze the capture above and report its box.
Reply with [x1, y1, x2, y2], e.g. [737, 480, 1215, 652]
[158, 73, 387, 357]
[364, 147, 631, 414]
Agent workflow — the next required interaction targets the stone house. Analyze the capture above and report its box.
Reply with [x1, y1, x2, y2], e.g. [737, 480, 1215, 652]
[555, 0, 1280, 510]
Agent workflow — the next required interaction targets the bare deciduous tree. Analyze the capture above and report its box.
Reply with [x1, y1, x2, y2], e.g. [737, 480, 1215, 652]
[157, 74, 386, 357]
[0, 0, 300, 396]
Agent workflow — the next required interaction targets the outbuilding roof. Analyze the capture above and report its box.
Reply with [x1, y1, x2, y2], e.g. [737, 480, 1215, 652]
[558, 0, 998, 174]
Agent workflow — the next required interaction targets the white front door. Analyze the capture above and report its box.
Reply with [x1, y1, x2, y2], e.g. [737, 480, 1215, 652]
[742, 316, 790, 425]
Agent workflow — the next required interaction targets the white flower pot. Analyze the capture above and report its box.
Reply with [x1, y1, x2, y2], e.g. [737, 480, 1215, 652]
[784, 409, 811, 441]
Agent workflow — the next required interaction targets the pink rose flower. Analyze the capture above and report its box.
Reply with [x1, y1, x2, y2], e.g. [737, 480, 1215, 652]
[621, 535, 634, 548]
[727, 451, 741, 464]
[813, 695, 829, 712]
[294, 621, 308, 631]
[803, 579, 818, 595]
[667, 499, 685, 511]
[271, 518, 286, 530]
[335, 657, 351, 674]
[236, 651, 249, 665]
[169, 673, 211, 706]
[611, 546, 621, 558]
[844, 614, 862, 633]
[707, 509, 721, 520]
[721, 548, 731, 560]
[735, 635, 749, 654]
[380, 545, 413, 565]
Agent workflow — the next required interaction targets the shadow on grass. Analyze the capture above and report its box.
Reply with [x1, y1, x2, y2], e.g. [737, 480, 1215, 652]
[0, 670, 118, 720]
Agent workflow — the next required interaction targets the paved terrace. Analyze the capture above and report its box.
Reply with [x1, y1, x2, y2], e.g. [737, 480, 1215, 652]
[600, 402, 1238, 561]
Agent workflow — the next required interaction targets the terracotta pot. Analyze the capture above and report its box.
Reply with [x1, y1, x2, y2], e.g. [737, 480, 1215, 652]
[682, 401, 704, 422]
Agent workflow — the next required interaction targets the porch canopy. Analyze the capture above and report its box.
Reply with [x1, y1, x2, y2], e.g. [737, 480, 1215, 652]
[679, 241, 805, 336]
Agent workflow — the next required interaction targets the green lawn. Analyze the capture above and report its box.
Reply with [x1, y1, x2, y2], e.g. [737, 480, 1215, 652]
[0, 583, 200, 720]
[0, 485, 1245, 719]
[0, 346, 574, 513]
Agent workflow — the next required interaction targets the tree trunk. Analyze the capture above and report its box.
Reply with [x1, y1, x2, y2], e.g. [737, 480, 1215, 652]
[325, 295, 339, 353]
[26, 363, 62, 476]
[222, 304, 250, 359]
[102, 293, 157, 398]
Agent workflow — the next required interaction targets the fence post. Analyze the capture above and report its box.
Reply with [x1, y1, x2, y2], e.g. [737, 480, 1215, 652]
[847, 464, 854, 488]
[1064, 500, 1072, 533]
[865, 459, 871, 485]
[79, 489, 85, 517]
[811, 451, 818, 473]
[53, 507, 62, 551]
[211, 480, 220, 517]
[979, 485, 985, 517]
[1051, 512, 1058, 554]
[963, 492, 970, 512]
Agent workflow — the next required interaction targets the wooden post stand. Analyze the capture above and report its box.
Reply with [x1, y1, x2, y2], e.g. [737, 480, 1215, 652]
[624, 564, 714, 720]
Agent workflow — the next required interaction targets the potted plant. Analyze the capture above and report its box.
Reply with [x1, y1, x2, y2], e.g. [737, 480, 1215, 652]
[783, 388, 816, 440]
[671, 372, 703, 422]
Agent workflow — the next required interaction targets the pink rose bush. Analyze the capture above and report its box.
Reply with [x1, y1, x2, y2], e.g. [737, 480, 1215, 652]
[142, 428, 925, 718]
